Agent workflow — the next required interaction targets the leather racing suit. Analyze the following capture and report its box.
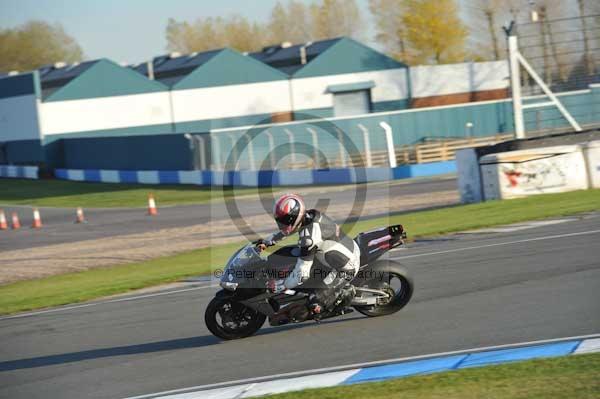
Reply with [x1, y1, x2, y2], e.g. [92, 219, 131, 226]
[264, 209, 361, 310]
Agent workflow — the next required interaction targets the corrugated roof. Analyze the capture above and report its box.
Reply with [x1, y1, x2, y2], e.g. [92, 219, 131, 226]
[173, 48, 288, 90]
[39, 60, 99, 88]
[293, 37, 407, 78]
[45, 59, 167, 102]
[249, 38, 341, 75]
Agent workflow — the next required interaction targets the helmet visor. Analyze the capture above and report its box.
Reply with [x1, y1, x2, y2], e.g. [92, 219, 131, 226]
[276, 213, 298, 235]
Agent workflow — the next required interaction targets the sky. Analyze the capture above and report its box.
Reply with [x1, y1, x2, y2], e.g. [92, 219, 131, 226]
[0, 0, 375, 65]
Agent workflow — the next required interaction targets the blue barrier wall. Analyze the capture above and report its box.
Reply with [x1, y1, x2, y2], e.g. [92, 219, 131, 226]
[54, 160, 456, 187]
[0, 164, 39, 179]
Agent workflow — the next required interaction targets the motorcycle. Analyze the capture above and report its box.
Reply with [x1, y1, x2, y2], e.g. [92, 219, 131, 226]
[205, 224, 413, 340]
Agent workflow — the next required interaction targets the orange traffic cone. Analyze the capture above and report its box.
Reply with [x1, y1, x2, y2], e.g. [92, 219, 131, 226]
[0, 210, 7, 230]
[11, 212, 21, 230]
[32, 208, 42, 229]
[75, 207, 87, 223]
[147, 194, 158, 216]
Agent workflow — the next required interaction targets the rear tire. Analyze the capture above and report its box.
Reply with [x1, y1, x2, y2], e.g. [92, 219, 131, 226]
[205, 296, 266, 340]
[353, 260, 413, 317]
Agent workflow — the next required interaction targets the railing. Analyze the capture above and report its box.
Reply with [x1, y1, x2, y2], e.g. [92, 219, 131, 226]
[290, 134, 513, 169]
[397, 134, 513, 165]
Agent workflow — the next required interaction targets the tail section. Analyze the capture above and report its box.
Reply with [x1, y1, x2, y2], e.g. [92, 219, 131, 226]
[355, 225, 406, 266]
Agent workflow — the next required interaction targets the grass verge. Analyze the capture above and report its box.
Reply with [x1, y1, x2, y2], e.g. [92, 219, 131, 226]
[0, 242, 241, 315]
[0, 178, 265, 207]
[0, 189, 599, 315]
[259, 353, 600, 399]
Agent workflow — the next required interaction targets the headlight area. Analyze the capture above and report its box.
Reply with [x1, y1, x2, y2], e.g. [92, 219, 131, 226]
[220, 281, 239, 291]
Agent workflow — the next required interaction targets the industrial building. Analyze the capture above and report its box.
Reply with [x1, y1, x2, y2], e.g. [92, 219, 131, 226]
[2, 36, 593, 177]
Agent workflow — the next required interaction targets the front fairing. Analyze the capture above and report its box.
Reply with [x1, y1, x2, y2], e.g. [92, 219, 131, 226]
[220, 244, 267, 290]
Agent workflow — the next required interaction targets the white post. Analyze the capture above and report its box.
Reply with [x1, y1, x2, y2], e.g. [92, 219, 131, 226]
[508, 35, 526, 139]
[265, 130, 276, 170]
[197, 135, 207, 170]
[284, 129, 296, 164]
[379, 121, 397, 168]
[307, 127, 319, 168]
[336, 127, 347, 167]
[228, 134, 238, 166]
[212, 134, 222, 170]
[184, 133, 197, 170]
[245, 134, 255, 170]
[357, 124, 373, 167]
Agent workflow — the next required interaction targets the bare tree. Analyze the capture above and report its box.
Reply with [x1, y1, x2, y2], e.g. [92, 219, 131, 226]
[267, 0, 313, 44]
[310, 0, 364, 41]
[577, 0, 596, 75]
[465, 0, 504, 60]
[463, 0, 533, 61]
[535, 1, 572, 83]
[166, 15, 268, 53]
[166, 0, 365, 55]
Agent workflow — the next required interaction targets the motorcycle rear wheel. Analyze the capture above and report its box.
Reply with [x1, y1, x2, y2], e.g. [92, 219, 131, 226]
[353, 263, 413, 317]
[205, 296, 266, 340]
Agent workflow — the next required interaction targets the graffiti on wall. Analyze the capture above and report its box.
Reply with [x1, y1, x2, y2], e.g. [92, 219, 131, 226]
[501, 157, 568, 192]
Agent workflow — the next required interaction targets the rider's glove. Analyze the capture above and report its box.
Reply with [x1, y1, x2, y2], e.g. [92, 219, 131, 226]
[267, 279, 286, 294]
[256, 238, 275, 252]
[258, 238, 275, 246]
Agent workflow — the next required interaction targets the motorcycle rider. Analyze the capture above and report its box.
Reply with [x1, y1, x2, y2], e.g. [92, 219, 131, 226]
[257, 193, 361, 316]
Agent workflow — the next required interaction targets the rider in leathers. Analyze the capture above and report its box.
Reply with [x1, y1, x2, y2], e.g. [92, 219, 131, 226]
[258, 193, 360, 315]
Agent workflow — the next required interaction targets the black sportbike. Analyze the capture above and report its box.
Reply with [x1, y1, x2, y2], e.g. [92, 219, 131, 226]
[205, 225, 413, 340]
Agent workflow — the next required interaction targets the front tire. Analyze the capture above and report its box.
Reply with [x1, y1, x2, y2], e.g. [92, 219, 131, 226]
[205, 296, 266, 340]
[353, 261, 413, 317]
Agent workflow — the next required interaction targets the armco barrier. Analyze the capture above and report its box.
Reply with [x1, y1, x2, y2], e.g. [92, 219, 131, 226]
[54, 161, 456, 187]
[0, 165, 39, 179]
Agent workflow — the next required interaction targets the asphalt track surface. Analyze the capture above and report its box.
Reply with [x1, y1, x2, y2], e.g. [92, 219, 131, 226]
[1, 214, 599, 398]
[0, 177, 457, 252]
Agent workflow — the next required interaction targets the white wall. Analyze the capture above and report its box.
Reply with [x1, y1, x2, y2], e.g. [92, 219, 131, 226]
[172, 80, 292, 123]
[0, 94, 42, 141]
[291, 68, 409, 111]
[40, 91, 173, 136]
[480, 145, 589, 200]
[410, 61, 509, 98]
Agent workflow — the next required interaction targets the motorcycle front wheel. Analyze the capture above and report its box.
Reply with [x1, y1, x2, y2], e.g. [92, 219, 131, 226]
[205, 296, 266, 340]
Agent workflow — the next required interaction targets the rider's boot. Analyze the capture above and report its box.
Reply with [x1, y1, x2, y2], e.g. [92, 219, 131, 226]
[308, 273, 354, 320]
[308, 293, 324, 320]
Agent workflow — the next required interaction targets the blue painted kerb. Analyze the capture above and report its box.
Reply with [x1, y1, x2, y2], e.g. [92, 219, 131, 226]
[344, 340, 581, 385]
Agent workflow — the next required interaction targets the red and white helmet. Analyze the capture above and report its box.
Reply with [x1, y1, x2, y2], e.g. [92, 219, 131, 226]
[273, 194, 306, 235]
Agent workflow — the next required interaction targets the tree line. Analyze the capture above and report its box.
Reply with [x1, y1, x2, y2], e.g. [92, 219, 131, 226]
[1, 0, 598, 73]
